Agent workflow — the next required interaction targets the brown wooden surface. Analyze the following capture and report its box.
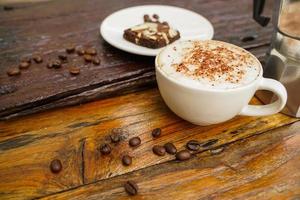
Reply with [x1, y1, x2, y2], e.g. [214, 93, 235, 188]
[0, 0, 273, 119]
[0, 88, 299, 199]
[2, 0, 299, 200]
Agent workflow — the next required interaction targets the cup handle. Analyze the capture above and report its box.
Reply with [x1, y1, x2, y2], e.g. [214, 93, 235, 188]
[240, 78, 287, 116]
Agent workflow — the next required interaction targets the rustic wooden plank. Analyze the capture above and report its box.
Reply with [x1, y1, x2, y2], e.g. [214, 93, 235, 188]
[0, 0, 273, 118]
[40, 121, 300, 200]
[0, 135, 84, 200]
[0, 88, 298, 199]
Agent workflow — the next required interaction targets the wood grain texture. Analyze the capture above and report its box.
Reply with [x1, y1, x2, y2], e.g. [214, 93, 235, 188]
[0, 0, 273, 118]
[0, 88, 298, 199]
[40, 121, 300, 200]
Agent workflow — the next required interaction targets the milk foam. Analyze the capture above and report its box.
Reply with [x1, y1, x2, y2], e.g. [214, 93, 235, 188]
[157, 40, 261, 89]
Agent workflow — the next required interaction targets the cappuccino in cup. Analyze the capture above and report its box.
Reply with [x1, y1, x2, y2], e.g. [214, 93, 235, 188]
[155, 40, 287, 125]
[157, 40, 260, 90]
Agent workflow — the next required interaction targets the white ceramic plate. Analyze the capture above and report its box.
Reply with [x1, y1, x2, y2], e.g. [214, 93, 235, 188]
[100, 5, 214, 56]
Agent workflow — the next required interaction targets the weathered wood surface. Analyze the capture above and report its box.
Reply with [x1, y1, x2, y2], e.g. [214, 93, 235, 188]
[42, 121, 300, 200]
[0, 0, 273, 118]
[0, 88, 298, 199]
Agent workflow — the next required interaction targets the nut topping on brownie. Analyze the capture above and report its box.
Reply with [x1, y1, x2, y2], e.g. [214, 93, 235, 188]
[123, 14, 180, 49]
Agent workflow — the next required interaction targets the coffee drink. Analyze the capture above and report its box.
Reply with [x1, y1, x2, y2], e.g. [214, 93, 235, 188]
[156, 39, 287, 125]
[156, 40, 261, 89]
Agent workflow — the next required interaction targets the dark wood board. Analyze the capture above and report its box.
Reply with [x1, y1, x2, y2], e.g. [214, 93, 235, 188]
[0, 0, 274, 119]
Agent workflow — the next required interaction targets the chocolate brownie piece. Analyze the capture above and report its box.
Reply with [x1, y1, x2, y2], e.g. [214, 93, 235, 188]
[123, 22, 180, 49]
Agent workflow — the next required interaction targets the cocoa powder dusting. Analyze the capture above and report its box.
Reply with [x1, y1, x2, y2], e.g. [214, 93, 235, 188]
[172, 41, 252, 84]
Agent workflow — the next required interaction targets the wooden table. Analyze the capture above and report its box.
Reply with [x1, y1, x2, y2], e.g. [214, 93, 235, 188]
[0, 0, 300, 199]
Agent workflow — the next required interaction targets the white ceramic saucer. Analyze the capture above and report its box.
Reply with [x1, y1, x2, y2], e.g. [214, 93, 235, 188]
[100, 5, 214, 56]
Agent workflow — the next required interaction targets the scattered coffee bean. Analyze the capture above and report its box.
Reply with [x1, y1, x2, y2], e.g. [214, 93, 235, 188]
[76, 47, 85, 56]
[7, 67, 21, 76]
[33, 55, 43, 63]
[201, 139, 218, 148]
[66, 45, 75, 54]
[151, 128, 161, 138]
[210, 147, 224, 155]
[69, 66, 80, 75]
[99, 143, 111, 155]
[122, 155, 132, 166]
[152, 145, 166, 156]
[85, 47, 97, 55]
[20, 57, 31, 64]
[175, 150, 191, 161]
[58, 54, 68, 63]
[124, 180, 138, 196]
[19, 61, 30, 69]
[92, 57, 101, 65]
[84, 54, 93, 62]
[50, 159, 62, 173]
[129, 136, 141, 147]
[186, 140, 201, 151]
[164, 142, 177, 155]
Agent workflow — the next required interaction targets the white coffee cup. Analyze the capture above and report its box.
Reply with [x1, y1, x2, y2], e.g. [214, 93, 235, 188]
[155, 40, 287, 125]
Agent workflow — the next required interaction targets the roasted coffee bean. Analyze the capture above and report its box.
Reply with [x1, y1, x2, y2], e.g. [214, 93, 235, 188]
[50, 159, 62, 173]
[52, 59, 62, 68]
[164, 142, 177, 155]
[85, 47, 97, 55]
[186, 140, 201, 151]
[99, 143, 111, 155]
[175, 150, 191, 161]
[84, 54, 93, 62]
[129, 136, 141, 147]
[33, 55, 43, 63]
[66, 45, 75, 53]
[69, 66, 80, 75]
[122, 155, 132, 166]
[201, 139, 218, 148]
[58, 54, 68, 63]
[152, 145, 166, 156]
[7, 67, 21, 76]
[151, 128, 161, 138]
[19, 61, 30, 69]
[92, 57, 101, 65]
[124, 180, 138, 196]
[76, 47, 85, 56]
